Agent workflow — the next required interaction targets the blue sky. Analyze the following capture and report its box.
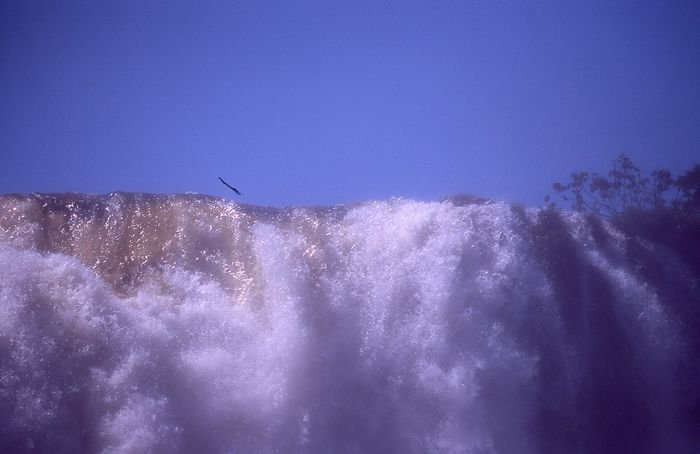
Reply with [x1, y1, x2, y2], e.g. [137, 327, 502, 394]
[1, 1, 698, 207]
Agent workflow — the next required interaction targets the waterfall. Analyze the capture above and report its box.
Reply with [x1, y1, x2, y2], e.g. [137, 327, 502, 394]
[0, 193, 697, 453]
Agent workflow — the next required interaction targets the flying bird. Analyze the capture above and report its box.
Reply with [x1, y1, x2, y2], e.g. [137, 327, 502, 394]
[218, 177, 242, 195]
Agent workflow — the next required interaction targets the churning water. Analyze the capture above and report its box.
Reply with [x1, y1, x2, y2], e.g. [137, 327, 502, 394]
[0, 193, 698, 453]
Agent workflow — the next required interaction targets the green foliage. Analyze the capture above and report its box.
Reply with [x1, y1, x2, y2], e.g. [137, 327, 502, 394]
[546, 155, 699, 219]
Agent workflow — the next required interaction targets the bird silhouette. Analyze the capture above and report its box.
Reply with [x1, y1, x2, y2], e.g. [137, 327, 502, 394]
[218, 177, 242, 195]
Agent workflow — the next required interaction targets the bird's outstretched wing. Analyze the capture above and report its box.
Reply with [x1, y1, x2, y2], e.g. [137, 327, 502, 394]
[218, 177, 242, 195]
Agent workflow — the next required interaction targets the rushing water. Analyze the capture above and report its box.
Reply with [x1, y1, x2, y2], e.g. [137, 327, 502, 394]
[0, 193, 698, 453]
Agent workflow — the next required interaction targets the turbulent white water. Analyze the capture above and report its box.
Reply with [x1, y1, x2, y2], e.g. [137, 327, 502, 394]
[0, 193, 698, 453]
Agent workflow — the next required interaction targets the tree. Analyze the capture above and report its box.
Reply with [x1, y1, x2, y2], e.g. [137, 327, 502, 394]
[545, 155, 687, 219]
[675, 165, 700, 213]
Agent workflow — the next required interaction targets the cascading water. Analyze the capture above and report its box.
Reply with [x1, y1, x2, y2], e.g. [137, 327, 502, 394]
[0, 193, 698, 453]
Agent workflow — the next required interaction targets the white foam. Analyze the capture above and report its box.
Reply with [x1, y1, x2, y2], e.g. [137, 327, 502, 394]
[0, 196, 693, 452]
